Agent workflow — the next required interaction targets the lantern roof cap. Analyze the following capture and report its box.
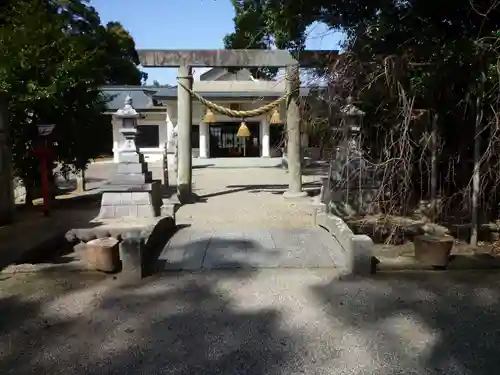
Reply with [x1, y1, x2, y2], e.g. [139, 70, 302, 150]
[114, 94, 141, 118]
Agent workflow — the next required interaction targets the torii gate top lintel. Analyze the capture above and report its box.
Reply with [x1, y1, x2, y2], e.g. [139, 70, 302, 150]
[137, 49, 338, 68]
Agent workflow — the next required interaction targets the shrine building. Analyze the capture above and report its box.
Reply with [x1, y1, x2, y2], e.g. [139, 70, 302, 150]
[102, 68, 314, 162]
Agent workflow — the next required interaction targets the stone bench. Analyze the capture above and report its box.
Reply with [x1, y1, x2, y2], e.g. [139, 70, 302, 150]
[314, 210, 374, 277]
[65, 216, 176, 282]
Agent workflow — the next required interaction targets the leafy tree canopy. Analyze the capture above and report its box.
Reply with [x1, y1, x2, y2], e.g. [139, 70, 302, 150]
[0, 0, 146, 198]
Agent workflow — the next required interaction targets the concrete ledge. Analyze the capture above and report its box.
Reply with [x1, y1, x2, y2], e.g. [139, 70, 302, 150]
[314, 210, 374, 276]
[377, 254, 500, 271]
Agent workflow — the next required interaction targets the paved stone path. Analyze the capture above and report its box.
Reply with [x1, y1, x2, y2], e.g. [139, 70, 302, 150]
[175, 163, 324, 230]
[161, 163, 345, 269]
[160, 227, 345, 270]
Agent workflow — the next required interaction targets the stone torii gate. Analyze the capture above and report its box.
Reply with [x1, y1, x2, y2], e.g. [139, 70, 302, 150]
[138, 49, 336, 203]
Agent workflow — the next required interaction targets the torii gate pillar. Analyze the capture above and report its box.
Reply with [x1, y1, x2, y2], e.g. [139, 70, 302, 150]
[177, 65, 193, 202]
[282, 64, 307, 198]
[138, 49, 337, 203]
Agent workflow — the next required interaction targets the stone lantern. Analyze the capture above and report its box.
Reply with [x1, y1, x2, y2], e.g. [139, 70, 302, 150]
[340, 96, 365, 163]
[116, 95, 141, 158]
[95, 95, 162, 220]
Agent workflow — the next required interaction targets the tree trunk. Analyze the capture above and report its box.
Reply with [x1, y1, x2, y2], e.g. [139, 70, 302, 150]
[76, 169, 86, 193]
[23, 178, 34, 207]
[430, 112, 438, 222]
[471, 94, 483, 246]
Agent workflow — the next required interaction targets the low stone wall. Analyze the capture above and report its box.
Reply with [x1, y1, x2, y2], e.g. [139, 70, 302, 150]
[66, 216, 177, 282]
[119, 216, 177, 282]
[314, 210, 374, 276]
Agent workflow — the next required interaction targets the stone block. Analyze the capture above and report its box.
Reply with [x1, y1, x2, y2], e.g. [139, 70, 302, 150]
[137, 205, 155, 218]
[101, 193, 121, 206]
[119, 233, 145, 282]
[315, 211, 354, 250]
[350, 235, 373, 276]
[119, 192, 132, 205]
[115, 205, 132, 218]
[113, 173, 148, 184]
[128, 205, 139, 217]
[101, 182, 152, 191]
[117, 162, 146, 174]
[119, 153, 143, 163]
[315, 211, 374, 276]
[131, 192, 151, 205]
[150, 181, 162, 216]
[98, 206, 116, 219]
[161, 203, 176, 217]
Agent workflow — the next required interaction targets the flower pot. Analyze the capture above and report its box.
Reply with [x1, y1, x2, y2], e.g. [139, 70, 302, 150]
[414, 234, 454, 268]
[85, 237, 120, 273]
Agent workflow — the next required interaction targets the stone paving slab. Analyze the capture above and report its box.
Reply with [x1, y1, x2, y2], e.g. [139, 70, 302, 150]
[159, 227, 344, 270]
[162, 228, 213, 270]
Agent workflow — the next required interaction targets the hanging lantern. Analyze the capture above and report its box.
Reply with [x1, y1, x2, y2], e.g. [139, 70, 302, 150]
[237, 121, 251, 137]
[269, 107, 281, 124]
[203, 107, 216, 124]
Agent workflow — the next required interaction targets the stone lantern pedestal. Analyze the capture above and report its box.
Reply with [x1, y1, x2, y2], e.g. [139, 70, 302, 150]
[95, 96, 162, 220]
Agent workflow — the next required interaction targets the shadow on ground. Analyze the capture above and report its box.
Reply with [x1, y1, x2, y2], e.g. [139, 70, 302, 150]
[156, 235, 286, 271]
[0, 263, 304, 375]
[312, 271, 500, 374]
[6, 225, 500, 374]
[174, 181, 321, 205]
[193, 164, 215, 169]
[1, 193, 103, 269]
[191, 182, 322, 201]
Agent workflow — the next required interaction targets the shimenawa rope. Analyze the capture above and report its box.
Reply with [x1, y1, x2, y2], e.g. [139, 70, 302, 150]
[176, 80, 288, 118]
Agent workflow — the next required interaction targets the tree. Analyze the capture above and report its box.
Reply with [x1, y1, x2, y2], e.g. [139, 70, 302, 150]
[100, 21, 148, 85]
[0, 0, 146, 203]
[225, 1, 500, 241]
[151, 80, 175, 88]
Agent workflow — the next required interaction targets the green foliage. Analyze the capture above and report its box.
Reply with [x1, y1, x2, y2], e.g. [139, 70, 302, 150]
[101, 21, 148, 85]
[226, 0, 500, 219]
[0, 0, 145, 196]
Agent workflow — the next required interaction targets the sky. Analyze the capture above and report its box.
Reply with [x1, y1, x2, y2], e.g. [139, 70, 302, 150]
[90, 0, 343, 85]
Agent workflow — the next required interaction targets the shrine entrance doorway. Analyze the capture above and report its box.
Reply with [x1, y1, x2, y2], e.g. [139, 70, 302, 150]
[209, 122, 260, 158]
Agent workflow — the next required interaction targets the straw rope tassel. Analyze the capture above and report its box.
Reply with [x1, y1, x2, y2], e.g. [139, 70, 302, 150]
[237, 121, 251, 137]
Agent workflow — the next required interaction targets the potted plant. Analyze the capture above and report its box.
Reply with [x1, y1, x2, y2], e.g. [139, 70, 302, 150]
[414, 233, 454, 269]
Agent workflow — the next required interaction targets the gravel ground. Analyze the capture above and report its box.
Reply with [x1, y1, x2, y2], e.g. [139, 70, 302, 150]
[176, 167, 322, 229]
[1, 269, 500, 374]
[52, 162, 322, 229]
